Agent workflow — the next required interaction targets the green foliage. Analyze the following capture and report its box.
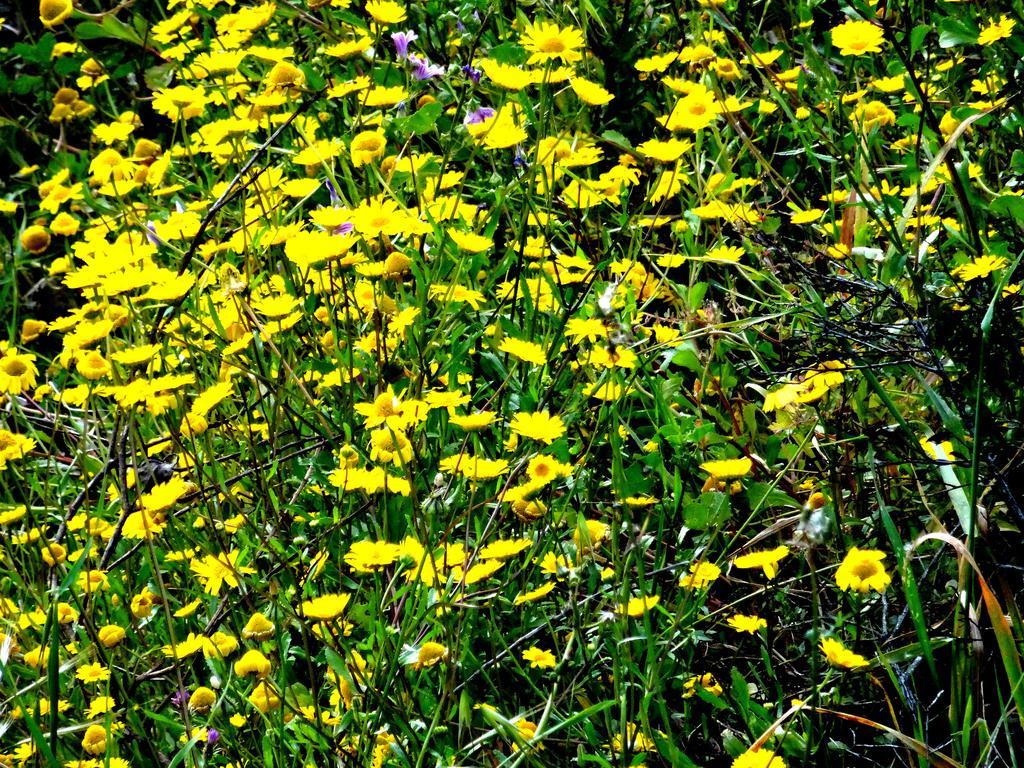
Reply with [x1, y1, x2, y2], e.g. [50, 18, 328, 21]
[1, 0, 1023, 767]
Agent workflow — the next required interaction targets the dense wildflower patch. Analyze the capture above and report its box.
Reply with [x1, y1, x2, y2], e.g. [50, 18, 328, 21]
[2, 0, 1024, 766]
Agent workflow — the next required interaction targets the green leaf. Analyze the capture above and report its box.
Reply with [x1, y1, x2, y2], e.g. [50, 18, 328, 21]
[488, 42, 528, 65]
[684, 492, 730, 530]
[404, 101, 443, 135]
[600, 130, 632, 150]
[667, 340, 701, 372]
[12, 34, 56, 64]
[746, 482, 798, 511]
[12, 76, 44, 96]
[145, 62, 177, 90]
[76, 15, 144, 45]
[909, 24, 930, 57]
[938, 18, 978, 48]
[991, 195, 1024, 225]
[299, 64, 326, 92]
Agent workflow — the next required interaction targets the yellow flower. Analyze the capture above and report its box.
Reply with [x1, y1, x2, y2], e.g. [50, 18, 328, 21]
[410, 641, 448, 669]
[852, 100, 896, 130]
[350, 130, 386, 166]
[520, 21, 585, 65]
[732, 748, 787, 768]
[499, 337, 547, 365]
[791, 208, 824, 224]
[20, 319, 47, 344]
[81, 724, 108, 756]
[242, 612, 275, 640]
[368, 426, 414, 466]
[920, 437, 956, 462]
[39, 0, 73, 28]
[514, 581, 555, 605]
[345, 540, 402, 572]
[473, 107, 529, 150]
[617, 595, 660, 617]
[573, 518, 609, 553]
[727, 614, 767, 634]
[830, 19, 885, 56]
[40, 540, 65, 573]
[699, 457, 752, 480]
[300, 593, 351, 621]
[977, 15, 1016, 46]
[50, 211, 80, 236]
[820, 636, 869, 669]
[189, 687, 217, 714]
[478, 538, 532, 560]
[365, 0, 406, 25]
[76, 351, 111, 381]
[682, 672, 722, 698]
[0, 349, 38, 395]
[265, 61, 304, 90]
[732, 545, 789, 579]
[479, 59, 533, 90]
[162, 632, 205, 659]
[637, 137, 692, 163]
[98, 625, 126, 648]
[19, 225, 50, 254]
[189, 550, 255, 596]
[76, 662, 110, 683]
[522, 646, 557, 669]
[248, 680, 281, 712]
[234, 649, 272, 677]
[570, 77, 614, 105]
[679, 561, 721, 589]
[660, 87, 721, 132]
[203, 631, 239, 659]
[447, 229, 493, 253]
[608, 722, 658, 753]
[835, 547, 891, 593]
[526, 454, 572, 485]
[952, 254, 1008, 282]
[509, 411, 565, 444]
[87, 695, 116, 718]
[139, 476, 192, 514]
[121, 510, 166, 540]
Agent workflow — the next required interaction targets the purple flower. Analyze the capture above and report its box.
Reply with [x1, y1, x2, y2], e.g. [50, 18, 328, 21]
[333, 222, 354, 236]
[462, 64, 481, 84]
[391, 30, 418, 59]
[409, 55, 445, 81]
[145, 221, 162, 247]
[324, 179, 340, 205]
[207, 729, 220, 745]
[464, 106, 495, 125]
[171, 689, 188, 710]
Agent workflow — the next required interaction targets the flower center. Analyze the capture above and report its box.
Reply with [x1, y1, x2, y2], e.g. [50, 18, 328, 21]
[539, 37, 566, 53]
[851, 561, 878, 580]
[2, 360, 27, 377]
